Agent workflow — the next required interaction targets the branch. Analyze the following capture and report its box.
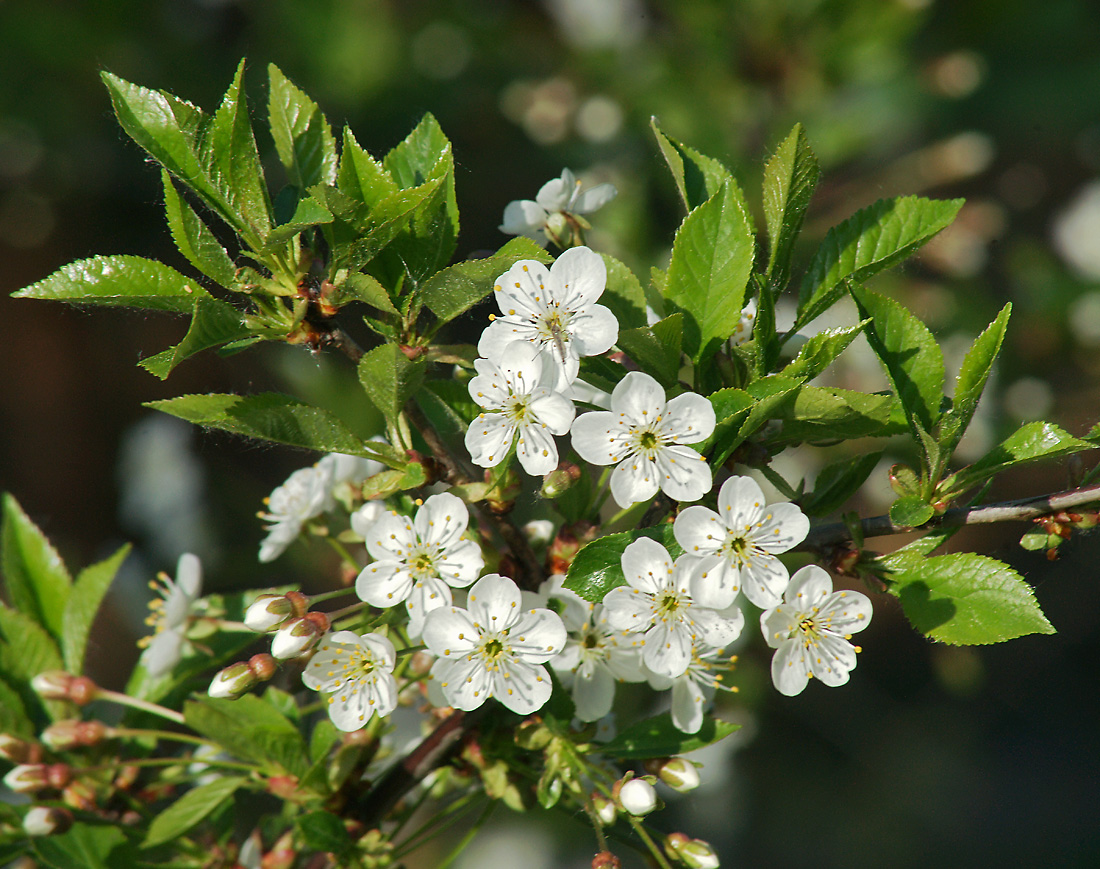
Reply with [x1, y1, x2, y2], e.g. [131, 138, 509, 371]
[799, 482, 1100, 552]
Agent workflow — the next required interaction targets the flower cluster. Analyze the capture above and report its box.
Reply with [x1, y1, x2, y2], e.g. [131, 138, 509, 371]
[500, 167, 617, 248]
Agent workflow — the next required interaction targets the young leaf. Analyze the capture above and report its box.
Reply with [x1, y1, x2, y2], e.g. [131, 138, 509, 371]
[599, 713, 740, 759]
[261, 196, 334, 250]
[162, 171, 238, 287]
[208, 60, 272, 240]
[143, 776, 245, 848]
[140, 296, 253, 379]
[665, 180, 756, 361]
[938, 303, 1012, 457]
[341, 178, 443, 272]
[13, 255, 207, 313]
[357, 344, 427, 426]
[850, 285, 945, 438]
[889, 495, 935, 528]
[564, 526, 681, 603]
[0, 677, 31, 738]
[61, 544, 130, 673]
[882, 551, 1055, 645]
[779, 321, 869, 381]
[146, 392, 377, 457]
[0, 607, 65, 723]
[601, 254, 649, 330]
[650, 118, 732, 211]
[801, 450, 883, 517]
[34, 824, 134, 869]
[950, 422, 1096, 493]
[764, 386, 897, 446]
[1, 495, 71, 641]
[419, 237, 551, 325]
[709, 378, 804, 468]
[267, 64, 338, 191]
[762, 123, 820, 291]
[184, 695, 309, 776]
[797, 195, 964, 329]
[296, 811, 353, 857]
[337, 128, 398, 209]
[616, 314, 684, 387]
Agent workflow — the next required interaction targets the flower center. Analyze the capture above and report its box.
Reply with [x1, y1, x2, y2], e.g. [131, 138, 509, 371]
[797, 615, 820, 646]
[505, 394, 533, 424]
[654, 589, 686, 621]
[346, 649, 377, 680]
[720, 534, 757, 567]
[409, 545, 440, 580]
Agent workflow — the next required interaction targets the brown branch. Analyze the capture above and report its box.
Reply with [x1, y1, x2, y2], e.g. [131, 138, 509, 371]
[799, 482, 1100, 553]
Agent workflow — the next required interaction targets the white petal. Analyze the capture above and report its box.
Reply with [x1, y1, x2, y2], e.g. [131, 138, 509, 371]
[573, 183, 617, 214]
[365, 511, 417, 563]
[610, 454, 660, 507]
[350, 502, 385, 539]
[498, 340, 546, 391]
[673, 506, 723, 556]
[662, 392, 716, 443]
[477, 318, 540, 363]
[717, 475, 766, 528]
[685, 553, 739, 610]
[611, 371, 665, 422]
[654, 446, 712, 503]
[422, 607, 479, 658]
[491, 660, 553, 714]
[818, 589, 874, 635]
[500, 200, 548, 239]
[516, 423, 560, 476]
[808, 633, 857, 687]
[602, 586, 655, 632]
[571, 411, 630, 465]
[572, 665, 617, 721]
[357, 633, 397, 671]
[436, 655, 493, 711]
[435, 538, 484, 587]
[175, 553, 203, 599]
[355, 562, 413, 608]
[406, 577, 454, 629]
[508, 608, 567, 663]
[536, 173, 573, 211]
[468, 357, 511, 409]
[784, 565, 834, 607]
[739, 554, 791, 609]
[326, 687, 372, 731]
[528, 390, 576, 435]
[415, 492, 469, 550]
[466, 574, 523, 631]
[142, 629, 184, 677]
[771, 639, 812, 696]
[753, 502, 810, 553]
[760, 603, 798, 649]
[670, 675, 707, 734]
[465, 413, 516, 468]
[691, 606, 744, 649]
[570, 304, 619, 357]
[551, 246, 607, 311]
[641, 620, 693, 678]
[494, 260, 554, 317]
[621, 537, 675, 595]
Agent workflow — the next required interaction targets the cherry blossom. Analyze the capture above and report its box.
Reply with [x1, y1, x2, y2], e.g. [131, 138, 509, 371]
[760, 565, 872, 696]
[645, 644, 738, 734]
[674, 475, 809, 610]
[302, 631, 398, 731]
[258, 463, 334, 563]
[571, 372, 716, 507]
[139, 553, 202, 677]
[500, 168, 617, 248]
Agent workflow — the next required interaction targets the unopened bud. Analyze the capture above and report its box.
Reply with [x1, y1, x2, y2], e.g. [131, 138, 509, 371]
[208, 662, 259, 699]
[62, 778, 98, 811]
[23, 806, 72, 838]
[0, 734, 40, 764]
[665, 833, 720, 868]
[32, 671, 96, 706]
[592, 851, 622, 869]
[249, 653, 278, 682]
[646, 756, 700, 793]
[261, 831, 297, 869]
[42, 720, 107, 752]
[522, 519, 556, 548]
[617, 778, 658, 816]
[271, 617, 322, 660]
[245, 595, 295, 632]
[540, 462, 581, 500]
[4, 764, 49, 793]
[591, 791, 617, 826]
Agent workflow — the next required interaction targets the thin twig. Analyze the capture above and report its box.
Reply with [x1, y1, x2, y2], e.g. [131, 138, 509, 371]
[799, 482, 1100, 552]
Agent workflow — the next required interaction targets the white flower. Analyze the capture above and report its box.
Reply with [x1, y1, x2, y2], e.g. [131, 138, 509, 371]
[422, 573, 567, 714]
[500, 168, 617, 247]
[550, 587, 646, 722]
[645, 645, 737, 734]
[619, 778, 658, 816]
[139, 553, 202, 677]
[302, 631, 398, 731]
[258, 463, 334, 562]
[350, 500, 386, 538]
[674, 475, 809, 610]
[355, 492, 484, 637]
[602, 538, 743, 678]
[478, 246, 618, 391]
[760, 565, 872, 697]
[729, 297, 757, 346]
[316, 452, 380, 487]
[571, 372, 716, 507]
[465, 341, 576, 475]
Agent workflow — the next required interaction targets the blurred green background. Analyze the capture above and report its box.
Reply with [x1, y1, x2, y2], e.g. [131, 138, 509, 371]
[2, 0, 1100, 866]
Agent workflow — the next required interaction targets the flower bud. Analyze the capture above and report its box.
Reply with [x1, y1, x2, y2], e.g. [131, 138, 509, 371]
[4, 764, 49, 793]
[540, 463, 581, 500]
[0, 734, 40, 765]
[647, 756, 700, 793]
[32, 671, 96, 706]
[63, 778, 98, 811]
[592, 851, 622, 869]
[270, 617, 322, 660]
[42, 720, 106, 752]
[23, 806, 73, 838]
[245, 595, 295, 632]
[208, 662, 259, 699]
[591, 791, 617, 826]
[249, 653, 278, 682]
[617, 778, 658, 816]
[665, 833, 720, 868]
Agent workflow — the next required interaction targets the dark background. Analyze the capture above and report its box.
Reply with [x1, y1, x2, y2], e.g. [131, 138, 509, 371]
[1, 1, 1099, 866]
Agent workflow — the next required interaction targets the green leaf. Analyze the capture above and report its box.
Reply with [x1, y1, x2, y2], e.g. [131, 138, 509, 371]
[340, 179, 444, 272]
[779, 321, 869, 381]
[939, 303, 1012, 457]
[1, 495, 71, 642]
[162, 171, 238, 286]
[762, 123, 819, 291]
[420, 237, 551, 325]
[296, 811, 353, 856]
[651, 118, 732, 211]
[140, 296, 252, 379]
[883, 551, 1055, 644]
[337, 128, 398, 208]
[850, 285, 945, 438]
[357, 344, 427, 426]
[599, 713, 740, 759]
[0, 606, 65, 723]
[332, 271, 399, 315]
[184, 695, 308, 776]
[708, 379, 804, 468]
[665, 180, 756, 361]
[617, 314, 684, 387]
[951, 422, 1096, 492]
[601, 254, 648, 330]
[0, 676, 32, 737]
[564, 526, 681, 604]
[262, 196, 334, 249]
[765, 386, 896, 447]
[61, 544, 129, 673]
[147, 392, 376, 456]
[34, 824, 136, 869]
[13, 255, 208, 313]
[267, 64, 337, 191]
[889, 495, 935, 528]
[797, 196, 964, 329]
[801, 450, 883, 517]
[143, 776, 245, 848]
